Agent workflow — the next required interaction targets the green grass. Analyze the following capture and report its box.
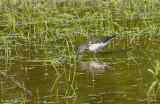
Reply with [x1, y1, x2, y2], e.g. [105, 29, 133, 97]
[0, 0, 160, 103]
[147, 61, 160, 102]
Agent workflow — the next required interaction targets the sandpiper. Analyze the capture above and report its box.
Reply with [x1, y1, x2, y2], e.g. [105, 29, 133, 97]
[77, 35, 117, 57]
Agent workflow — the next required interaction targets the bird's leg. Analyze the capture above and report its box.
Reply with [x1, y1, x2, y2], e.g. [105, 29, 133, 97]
[97, 49, 102, 55]
[76, 51, 80, 58]
[93, 53, 96, 57]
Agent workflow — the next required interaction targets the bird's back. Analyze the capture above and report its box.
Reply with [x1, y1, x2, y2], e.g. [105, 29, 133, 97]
[84, 35, 116, 44]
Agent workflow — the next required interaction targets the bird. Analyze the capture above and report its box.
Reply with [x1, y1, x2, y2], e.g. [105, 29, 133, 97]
[77, 35, 117, 57]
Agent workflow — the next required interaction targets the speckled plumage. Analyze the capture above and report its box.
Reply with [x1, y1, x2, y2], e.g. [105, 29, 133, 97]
[77, 35, 117, 57]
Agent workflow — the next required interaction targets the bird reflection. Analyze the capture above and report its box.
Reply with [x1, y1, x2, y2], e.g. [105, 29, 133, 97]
[79, 59, 116, 73]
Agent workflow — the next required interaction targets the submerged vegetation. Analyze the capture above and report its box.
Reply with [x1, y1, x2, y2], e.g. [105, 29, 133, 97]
[0, 0, 160, 103]
[148, 61, 160, 94]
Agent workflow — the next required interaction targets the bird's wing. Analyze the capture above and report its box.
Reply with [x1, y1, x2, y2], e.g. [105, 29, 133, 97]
[85, 36, 116, 44]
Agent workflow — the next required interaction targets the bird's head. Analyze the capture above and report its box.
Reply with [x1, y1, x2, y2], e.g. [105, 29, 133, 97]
[76, 44, 86, 58]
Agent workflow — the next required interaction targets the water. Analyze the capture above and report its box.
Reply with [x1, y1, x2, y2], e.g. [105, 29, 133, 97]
[0, 0, 160, 103]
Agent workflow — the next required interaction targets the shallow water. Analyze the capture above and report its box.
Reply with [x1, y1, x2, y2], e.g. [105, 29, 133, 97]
[0, 0, 160, 104]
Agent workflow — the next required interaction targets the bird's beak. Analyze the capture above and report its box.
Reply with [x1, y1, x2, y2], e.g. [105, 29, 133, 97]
[76, 50, 80, 58]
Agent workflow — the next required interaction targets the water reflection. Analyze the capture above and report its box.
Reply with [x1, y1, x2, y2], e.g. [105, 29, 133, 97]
[79, 58, 116, 73]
